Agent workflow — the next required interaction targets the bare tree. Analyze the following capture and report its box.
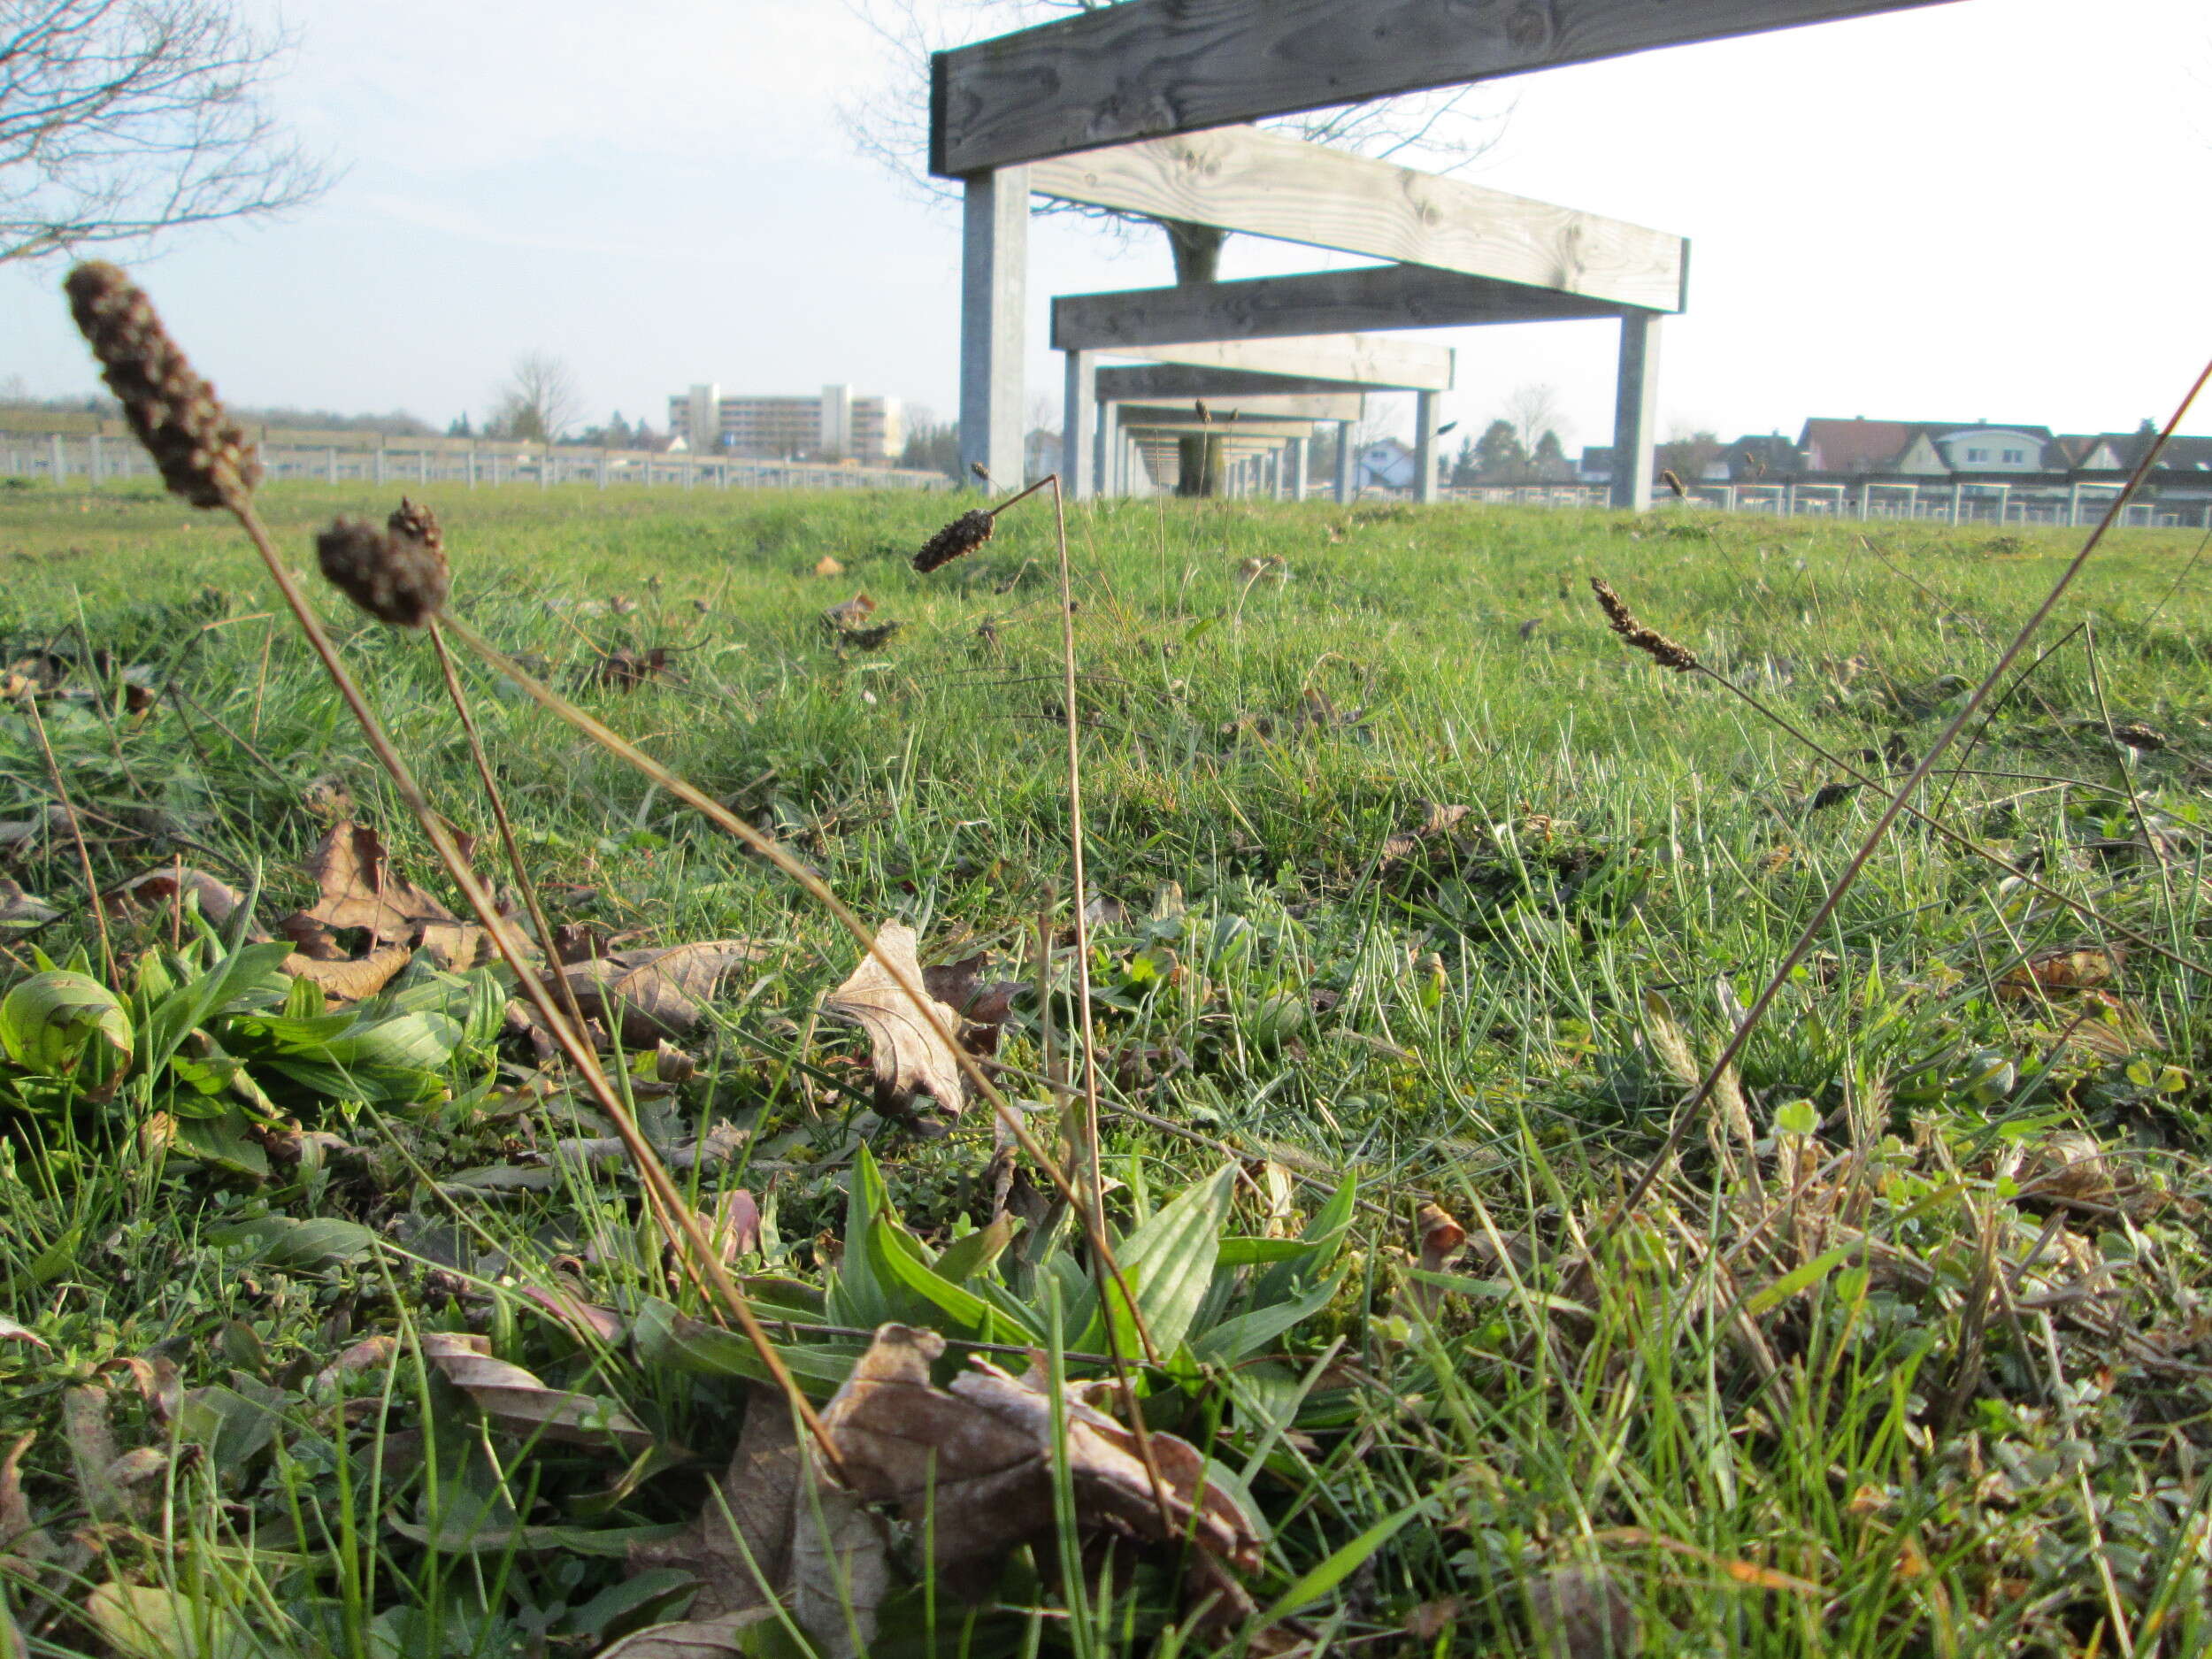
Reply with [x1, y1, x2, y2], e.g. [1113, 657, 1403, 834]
[1503, 383, 1568, 461]
[488, 352, 581, 443]
[843, 0, 1505, 494]
[0, 0, 332, 265]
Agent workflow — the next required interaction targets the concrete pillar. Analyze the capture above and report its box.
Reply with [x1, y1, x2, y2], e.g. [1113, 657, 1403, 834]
[1609, 311, 1662, 511]
[48, 434, 65, 484]
[1414, 390, 1442, 504]
[1063, 349, 1095, 498]
[1334, 421, 1356, 502]
[956, 166, 1031, 490]
[1092, 399, 1110, 499]
[1286, 436, 1307, 501]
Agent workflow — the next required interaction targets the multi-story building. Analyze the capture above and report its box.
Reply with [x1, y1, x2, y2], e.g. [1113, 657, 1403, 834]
[667, 384, 905, 463]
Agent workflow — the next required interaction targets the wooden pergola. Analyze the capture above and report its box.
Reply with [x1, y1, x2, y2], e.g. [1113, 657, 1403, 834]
[931, 0, 1962, 509]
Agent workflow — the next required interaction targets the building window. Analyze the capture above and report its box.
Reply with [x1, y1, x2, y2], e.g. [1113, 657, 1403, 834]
[2002, 448, 2024, 464]
[1965, 448, 1988, 463]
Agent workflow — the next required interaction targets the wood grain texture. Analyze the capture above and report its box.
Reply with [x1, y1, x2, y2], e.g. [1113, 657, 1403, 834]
[933, 0, 1962, 174]
[1114, 405, 1323, 439]
[1055, 263, 1632, 351]
[1096, 365, 1375, 401]
[1100, 388, 1363, 420]
[1033, 127, 1683, 309]
[1118, 331, 1455, 391]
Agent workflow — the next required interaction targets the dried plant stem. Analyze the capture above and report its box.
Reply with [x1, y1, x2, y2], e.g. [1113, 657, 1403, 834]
[1686, 664, 2212, 979]
[1047, 473, 1180, 1532]
[217, 503, 847, 1478]
[424, 622, 588, 1034]
[433, 606, 1165, 1362]
[20, 691, 114, 984]
[1604, 357, 2212, 1233]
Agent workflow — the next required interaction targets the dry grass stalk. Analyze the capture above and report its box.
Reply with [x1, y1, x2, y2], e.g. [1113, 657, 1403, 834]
[65, 261, 847, 1479]
[1589, 582, 2212, 980]
[911, 475, 1052, 573]
[1594, 354, 2212, 1242]
[1589, 578, 1697, 672]
[64, 263, 260, 511]
[315, 499, 450, 627]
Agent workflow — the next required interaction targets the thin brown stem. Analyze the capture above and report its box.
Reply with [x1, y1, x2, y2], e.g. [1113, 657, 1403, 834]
[434, 603, 1164, 1362]
[1690, 664, 2212, 979]
[19, 691, 114, 984]
[1604, 357, 2212, 1233]
[1047, 473, 1179, 1534]
[218, 499, 848, 1480]
[425, 621, 588, 1034]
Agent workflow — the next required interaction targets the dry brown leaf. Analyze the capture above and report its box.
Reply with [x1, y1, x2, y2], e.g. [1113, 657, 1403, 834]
[1530, 1564, 1641, 1659]
[920, 953, 1023, 1060]
[822, 1324, 1261, 1603]
[1409, 1202, 1469, 1319]
[0, 879, 60, 929]
[61, 1385, 127, 1522]
[418, 919, 488, 971]
[419, 1332, 653, 1454]
[2001, 944, 2124, 1001]
[591, 647, 680, 693]
[627, 1386, 890, 1659]
[822, 924, 966, 1123]
[102, 867, 244, 927]
[812, 556, 845, 577]
[560, 940, 766, 1045]
[310, 1336, 399, 1396]
[706, 1190, 762, 1263]
[821, 591, 874, 631]
[1378, 801, 1472, 872]
[596, 1609, 778, 1658]
[282, 941, 411, 1002]
[0, 1432, 52, 1571]
[291, 820, 458, 944]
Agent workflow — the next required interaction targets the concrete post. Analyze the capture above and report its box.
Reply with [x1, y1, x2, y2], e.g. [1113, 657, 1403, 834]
[957, 166, 1031, 490]
[1609, 311, 1662, 511]
[1413, 390, 1442, 504]
[50, 434, 65, 483]
[1334, 421, 1356, 502]
[373, 449, 388, 487]
[1063, 349, 1095, 498]
[1092, 399, 1110, 499]
[1286, 436, 1307, 501]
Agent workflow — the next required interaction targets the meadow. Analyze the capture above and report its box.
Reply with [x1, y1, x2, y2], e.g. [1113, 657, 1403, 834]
[3, 475, 2211, 1657]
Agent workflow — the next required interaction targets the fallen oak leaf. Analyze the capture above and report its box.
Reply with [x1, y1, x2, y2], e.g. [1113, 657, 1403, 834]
[283, 819, 458, 949]
[596, 1609, 780, 1658]
[419, 1332, 654, 1454]
[101, 866, 244, 927]
[822, 923, 967, 1124]
[559, 940, 767, 1045]
[281, 941, 411, 1002]
[821, 1324, 1262, 1602]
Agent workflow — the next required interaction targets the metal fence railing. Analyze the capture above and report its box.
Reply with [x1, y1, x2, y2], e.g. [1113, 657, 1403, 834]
[1, 433, 954, 495]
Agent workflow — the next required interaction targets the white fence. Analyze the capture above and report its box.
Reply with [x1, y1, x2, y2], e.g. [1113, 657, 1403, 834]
[1440, 479, 2207, 528]
[1, 433, 954, 495]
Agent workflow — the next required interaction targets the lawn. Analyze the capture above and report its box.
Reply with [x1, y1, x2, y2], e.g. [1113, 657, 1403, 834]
[3, 475, 2210, 1656]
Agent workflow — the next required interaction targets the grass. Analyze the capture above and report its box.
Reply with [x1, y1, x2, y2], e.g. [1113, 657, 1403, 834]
[5, 474, 2212, 1655]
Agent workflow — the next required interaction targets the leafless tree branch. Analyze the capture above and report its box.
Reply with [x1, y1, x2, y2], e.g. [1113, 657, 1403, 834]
[0, 0, 333, 264]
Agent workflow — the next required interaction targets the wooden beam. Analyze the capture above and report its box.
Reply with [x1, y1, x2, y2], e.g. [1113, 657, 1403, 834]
[1102, 388, 1363, 420]
[933, 0, 1962, 175]
[1118, 332, 1455, 391]
[1056, 264, 1631, 353]
[1117, 409, 1322, 440]
[1096, 365, 1375, 402]
[1035, 129, 1684, 310]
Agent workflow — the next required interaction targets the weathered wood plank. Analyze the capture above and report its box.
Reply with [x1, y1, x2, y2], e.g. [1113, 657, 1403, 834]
[1096, 365, 1375, 402]
[1116, 407, 1323, 440]
[1118, 331, 1455, 391]
[1101, 388, 1363, 420]
[1035, 128, 1685, 310]
[933, 0, 1962, 175]
[1056, 263, 1631, 352]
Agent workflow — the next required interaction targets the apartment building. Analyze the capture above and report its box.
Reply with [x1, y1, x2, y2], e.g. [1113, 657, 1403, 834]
[667, 383, 905, 463]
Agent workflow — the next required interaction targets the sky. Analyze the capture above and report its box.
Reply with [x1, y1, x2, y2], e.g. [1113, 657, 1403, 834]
[4, 0, 2208, 452]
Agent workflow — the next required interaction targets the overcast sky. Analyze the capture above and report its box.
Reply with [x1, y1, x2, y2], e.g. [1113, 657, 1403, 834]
[4, 0, 2208, 450]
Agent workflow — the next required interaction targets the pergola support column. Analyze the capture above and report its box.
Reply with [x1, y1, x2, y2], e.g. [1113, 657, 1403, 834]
[1414, 390, 1442, 503]
[1335, 421, 1356, 501]
[1286, 436, 1307, 500]
[1063, 349, 1095, 497]
[959, 166, 1030, 489]
[1609, 311, 1661, 511]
